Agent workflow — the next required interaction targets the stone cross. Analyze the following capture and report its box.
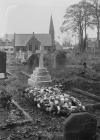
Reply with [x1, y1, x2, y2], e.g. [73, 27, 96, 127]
[36, 45, 47, 68]
[19, 50, 22, 58]
[19, 50, 24, 60]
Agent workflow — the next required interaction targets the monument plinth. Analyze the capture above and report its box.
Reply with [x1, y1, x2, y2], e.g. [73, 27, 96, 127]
[28, 46, 52, 87]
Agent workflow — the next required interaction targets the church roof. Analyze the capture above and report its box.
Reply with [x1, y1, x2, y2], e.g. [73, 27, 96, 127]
[15, 34, 52, 47]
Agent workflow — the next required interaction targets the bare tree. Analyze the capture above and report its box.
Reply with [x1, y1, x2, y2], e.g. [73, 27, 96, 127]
[88, 0, 100, 49]
[61, 0, 93, 52]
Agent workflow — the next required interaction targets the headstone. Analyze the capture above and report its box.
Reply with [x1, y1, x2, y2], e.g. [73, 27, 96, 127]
[28, 45, 52, 87]
[63, 112, 97, 140]
[0, 51, 6, 79]
[19, 50, 25, 61]
[27, 50, 32, 58]
[16, 50, 25, 62]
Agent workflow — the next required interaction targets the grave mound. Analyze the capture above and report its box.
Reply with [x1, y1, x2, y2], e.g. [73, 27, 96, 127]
[23, 86, 85, 116]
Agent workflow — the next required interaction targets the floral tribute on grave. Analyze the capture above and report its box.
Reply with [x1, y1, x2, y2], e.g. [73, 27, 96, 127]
[23, 86, 86, 116]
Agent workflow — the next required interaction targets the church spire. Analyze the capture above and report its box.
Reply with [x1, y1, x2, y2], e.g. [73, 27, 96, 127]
[49, 15, 55, 44]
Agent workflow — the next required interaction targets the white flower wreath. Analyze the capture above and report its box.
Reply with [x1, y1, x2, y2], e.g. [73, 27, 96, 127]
[23, 86, 85, 116]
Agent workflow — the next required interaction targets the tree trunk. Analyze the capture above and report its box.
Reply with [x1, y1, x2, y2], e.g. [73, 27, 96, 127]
[97, 21, 100, 49]
[79, 24, 84, 53]
[84, 18, 87, 52]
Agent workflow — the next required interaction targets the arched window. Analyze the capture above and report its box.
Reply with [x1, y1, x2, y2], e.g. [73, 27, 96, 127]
[29, 44, 32, 51]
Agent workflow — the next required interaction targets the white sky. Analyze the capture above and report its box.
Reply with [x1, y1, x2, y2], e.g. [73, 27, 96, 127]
[0, 0, 97, 43]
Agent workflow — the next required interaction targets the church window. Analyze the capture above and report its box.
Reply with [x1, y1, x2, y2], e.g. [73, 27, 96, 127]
[44, 46, 48, 50]
[35, 45, 39, 50]
[21, 46, 25, 51]
[16, 48, 20, 51]
[29, 46, 32, 51]
[4, 48, 8, 51]
[10, 48, 13, 51]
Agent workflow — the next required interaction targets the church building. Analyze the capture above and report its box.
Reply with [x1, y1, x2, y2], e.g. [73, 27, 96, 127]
[14, 15, 55, 59]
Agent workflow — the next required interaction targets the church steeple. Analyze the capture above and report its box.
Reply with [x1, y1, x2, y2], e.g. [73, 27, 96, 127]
[49, 15, 55, 45]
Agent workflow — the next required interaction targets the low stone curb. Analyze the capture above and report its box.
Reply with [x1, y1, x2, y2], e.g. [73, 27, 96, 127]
[0, 119, 32, 130]
[86, 103, 100, 110]
[21, 71, 30, 77]
[0, 99, 33, 130]
[72, 88, 100, 102]
[11, 99, 33, 121]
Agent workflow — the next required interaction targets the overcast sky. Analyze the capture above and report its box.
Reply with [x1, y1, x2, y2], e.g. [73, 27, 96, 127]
[0, 0, 96, 43]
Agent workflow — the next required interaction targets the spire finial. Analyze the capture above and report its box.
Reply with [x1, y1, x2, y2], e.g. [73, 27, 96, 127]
[49, 15, 55, 44]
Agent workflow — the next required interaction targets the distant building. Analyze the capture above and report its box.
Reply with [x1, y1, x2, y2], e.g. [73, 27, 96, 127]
[62, 40, 74, 51]
[2, 34, 14, 42]
[87, 38, 97, 48]
[87, 38, 97, 53]
[14, 33, 52, 52]
[63, 46, 74, 51]
[1, 15, 55, 62]
[14, 15, 55, 60]
[0, 37, 14, 55]
[62, 45, 74, 52]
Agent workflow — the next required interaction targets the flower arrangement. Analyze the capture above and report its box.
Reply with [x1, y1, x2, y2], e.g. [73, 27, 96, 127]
[23, 86, 85, 116]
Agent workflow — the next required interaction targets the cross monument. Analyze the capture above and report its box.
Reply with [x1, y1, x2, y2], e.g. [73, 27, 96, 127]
[36, 45, 47, 68]
[28, 45, 52, 87]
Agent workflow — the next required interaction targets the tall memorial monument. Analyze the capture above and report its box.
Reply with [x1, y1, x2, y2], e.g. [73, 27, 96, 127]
[28, 45, 52, 87]
[0, 51, 6, 79]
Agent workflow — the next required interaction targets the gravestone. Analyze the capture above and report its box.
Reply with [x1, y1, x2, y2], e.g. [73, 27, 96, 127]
[27, 50, 32, 58]
[16, 50, 25, 62]
[63, 112, 97, 140]
[28, 45, 51, 87]
[0, 51, 6, 79]
[56, 50, 66, 66]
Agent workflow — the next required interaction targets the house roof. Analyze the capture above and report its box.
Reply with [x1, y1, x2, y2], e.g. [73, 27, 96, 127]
[15, 34, 52, 47]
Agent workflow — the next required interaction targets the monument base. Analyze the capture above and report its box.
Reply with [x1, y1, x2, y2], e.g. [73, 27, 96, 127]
[0, 73, 5, 79]
[28, 67, 52, 87]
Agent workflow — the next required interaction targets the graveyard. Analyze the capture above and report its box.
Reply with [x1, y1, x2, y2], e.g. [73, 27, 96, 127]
[0, 15, 100, 139]
[0, 0, 100, 139]
[0, 47, 100, 140]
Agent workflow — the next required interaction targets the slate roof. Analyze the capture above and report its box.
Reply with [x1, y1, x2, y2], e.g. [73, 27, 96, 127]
[15, 34, 52, 47]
